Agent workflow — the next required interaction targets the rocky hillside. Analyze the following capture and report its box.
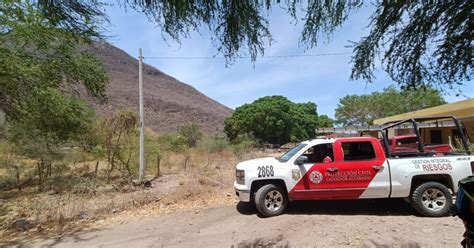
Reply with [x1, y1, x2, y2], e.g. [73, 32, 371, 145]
[85, 43, 232, 133]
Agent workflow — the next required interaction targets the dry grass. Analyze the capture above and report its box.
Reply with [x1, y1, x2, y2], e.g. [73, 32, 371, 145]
[0, 148, 275, 244]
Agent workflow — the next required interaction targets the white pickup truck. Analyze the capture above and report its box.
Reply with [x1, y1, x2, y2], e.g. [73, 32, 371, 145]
[234, 117, 473, 217]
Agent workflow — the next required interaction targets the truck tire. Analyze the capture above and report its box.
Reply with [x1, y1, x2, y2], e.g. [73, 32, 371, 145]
[254, 184, 288, 217]
[410, 182, 452, 217]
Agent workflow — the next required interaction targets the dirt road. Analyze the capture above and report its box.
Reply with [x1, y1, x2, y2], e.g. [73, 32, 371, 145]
[22, 199, 464, 247]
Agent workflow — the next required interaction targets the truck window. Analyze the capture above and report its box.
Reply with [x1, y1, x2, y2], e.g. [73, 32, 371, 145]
[303, 144, 334, 163]
[278, 143, 306, 162]
[398, 137, 418, 145]
[430, 130, 442, 144]
[342, 142, 376, 161]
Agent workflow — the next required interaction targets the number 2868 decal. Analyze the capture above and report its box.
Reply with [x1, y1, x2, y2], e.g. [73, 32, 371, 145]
[257, 165, 274, 177]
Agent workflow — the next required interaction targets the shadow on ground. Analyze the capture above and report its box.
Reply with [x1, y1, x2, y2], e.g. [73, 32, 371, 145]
[236, 198, 416, 217]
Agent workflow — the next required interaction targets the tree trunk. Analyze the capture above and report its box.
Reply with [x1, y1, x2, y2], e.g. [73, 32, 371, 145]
[46, 162, 52, 178]
[107, 164, 113, 181]
[184, 155, 190, 172]
[155, 156, 161, 179]
[15, 165, 21, 192]
[125, 159, 132, 176]
[37, 161, 43, 192]
[205, 154, 210, 169]
[94, 161, 99, 178]
[107, 158, 115, 181]
[124, 151, 132, 176]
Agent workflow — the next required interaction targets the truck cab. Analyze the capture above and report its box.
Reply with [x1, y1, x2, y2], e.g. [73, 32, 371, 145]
[235, 137, 391, 215]
[235, 116, 473, 217]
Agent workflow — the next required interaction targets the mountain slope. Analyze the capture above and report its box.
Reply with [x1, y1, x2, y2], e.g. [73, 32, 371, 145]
[86, 43, 233, 133]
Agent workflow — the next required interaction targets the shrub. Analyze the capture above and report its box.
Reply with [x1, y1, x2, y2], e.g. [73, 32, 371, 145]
[95, 108, 138, 179]
[197, 136, 229, 154]
[230, 135, 256, 159]
[177, 123, 203, 148]
[157, 133, 187, 152]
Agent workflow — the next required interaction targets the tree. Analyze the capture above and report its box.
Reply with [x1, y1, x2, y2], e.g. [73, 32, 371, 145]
[334, 86, 447, 126]
[13, 1, 468, 92]
[7, 89, 97, 190]
[224, 96, 331, 145]
[97, 108, 138, 179]
[177, 123, 203, 148]
[123, 0, 360, 63]
[317, 114, 334, 128]
[289, 102, 322, 142]
[124, 1, 471, 90]
[1, 1, 110, 187]
[0, 1, 108, 121]
[350, 1, 472, 90]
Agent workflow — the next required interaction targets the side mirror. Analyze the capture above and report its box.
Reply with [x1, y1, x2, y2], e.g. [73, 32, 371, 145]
[295, 156, 309, 165]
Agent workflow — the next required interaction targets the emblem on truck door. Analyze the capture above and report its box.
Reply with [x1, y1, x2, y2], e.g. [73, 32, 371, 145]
[309, 170, 323, 184]
[292, 169, 301, 180]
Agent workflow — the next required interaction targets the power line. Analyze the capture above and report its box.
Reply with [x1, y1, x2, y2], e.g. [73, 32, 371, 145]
[144, 52, 352, 60]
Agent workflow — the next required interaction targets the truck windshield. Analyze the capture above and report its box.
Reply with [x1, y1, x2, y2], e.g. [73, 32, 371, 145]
[277, 143, 307, 162]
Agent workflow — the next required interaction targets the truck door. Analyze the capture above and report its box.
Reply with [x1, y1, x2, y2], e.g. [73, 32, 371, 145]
[289, 139, 390, 200]
[328, 139, 390, 198]
[289, 143, 339, 200]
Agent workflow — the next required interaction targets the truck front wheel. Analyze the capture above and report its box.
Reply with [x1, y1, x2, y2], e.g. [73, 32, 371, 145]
[254, 184, 288, 217]
[410, 182, 452, 217]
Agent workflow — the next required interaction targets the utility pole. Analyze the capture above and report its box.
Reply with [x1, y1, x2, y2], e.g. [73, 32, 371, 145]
[138, 48, 145, 182]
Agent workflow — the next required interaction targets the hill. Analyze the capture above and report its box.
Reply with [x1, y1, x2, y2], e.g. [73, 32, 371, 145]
[85, 43, 233, 133]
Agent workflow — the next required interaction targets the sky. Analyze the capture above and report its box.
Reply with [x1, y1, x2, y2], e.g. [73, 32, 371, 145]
[104, 3, 473, 118]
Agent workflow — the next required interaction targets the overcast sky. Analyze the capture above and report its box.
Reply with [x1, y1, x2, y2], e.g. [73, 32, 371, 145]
[104, 3, 473, 118]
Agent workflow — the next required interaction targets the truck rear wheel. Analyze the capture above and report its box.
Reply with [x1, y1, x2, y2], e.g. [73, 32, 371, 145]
[254, 184, 288, 217]
[410, 182, 452, 217]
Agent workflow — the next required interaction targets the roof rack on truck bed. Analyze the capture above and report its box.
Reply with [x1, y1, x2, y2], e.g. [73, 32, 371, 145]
[316, 116, 471, 157]
[316, 116, 461, 133]
[316, 121, 458, 134]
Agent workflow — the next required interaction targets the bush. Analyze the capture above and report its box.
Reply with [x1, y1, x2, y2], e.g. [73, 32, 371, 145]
[157, 133, 187, 152]
[230, 135, 256, 159]
[177, 123, 203, 148]
[197, 136, 229, 154]
[95, 108, 138, 179]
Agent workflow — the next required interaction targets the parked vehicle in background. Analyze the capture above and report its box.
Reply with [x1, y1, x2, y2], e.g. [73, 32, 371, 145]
[387, 135, 453, 154]
[235, 116, 473, 217]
